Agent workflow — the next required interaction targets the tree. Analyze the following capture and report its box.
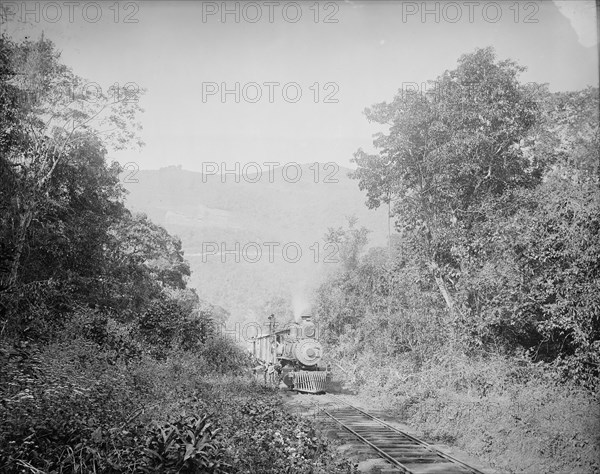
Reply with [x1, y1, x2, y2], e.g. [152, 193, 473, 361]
[324, 216, 370, 272]
[316, 218, 371, 347]
[102, 213, 191, 315]
[351, 47, 540, 342]
[0, 34, 143, 291]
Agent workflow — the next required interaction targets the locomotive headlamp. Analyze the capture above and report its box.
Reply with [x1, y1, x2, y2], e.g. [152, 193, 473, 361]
[303, 322, 316, 338]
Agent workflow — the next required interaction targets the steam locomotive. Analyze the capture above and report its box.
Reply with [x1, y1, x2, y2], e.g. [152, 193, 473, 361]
[249, 312, 330, 393]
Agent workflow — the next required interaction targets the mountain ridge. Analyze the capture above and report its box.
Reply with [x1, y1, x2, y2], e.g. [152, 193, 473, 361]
[122, 163, 389, 322]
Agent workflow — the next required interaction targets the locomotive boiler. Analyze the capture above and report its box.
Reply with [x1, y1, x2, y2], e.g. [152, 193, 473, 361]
[249, 312, 330, 393]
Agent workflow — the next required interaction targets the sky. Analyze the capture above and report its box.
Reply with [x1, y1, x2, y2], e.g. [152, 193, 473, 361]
[2, 0, 598, 172]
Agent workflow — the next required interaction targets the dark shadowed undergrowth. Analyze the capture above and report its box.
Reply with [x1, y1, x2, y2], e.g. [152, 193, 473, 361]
[0, 316, 357, 473]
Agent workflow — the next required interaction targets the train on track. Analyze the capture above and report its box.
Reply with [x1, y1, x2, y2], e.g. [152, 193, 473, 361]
[249, 312, 331, 393]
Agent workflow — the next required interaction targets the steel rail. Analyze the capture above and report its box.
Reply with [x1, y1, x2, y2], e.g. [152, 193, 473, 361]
[321, 394, 486, 474]
[321, 408, 412, 473]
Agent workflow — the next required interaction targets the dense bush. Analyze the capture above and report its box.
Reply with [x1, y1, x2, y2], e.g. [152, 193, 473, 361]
[335, 350, 599, 474]
[314, 51, 598, 473]
[141, 415, 228, 473]
[0, 321, 355, 473]
[216, 395, 356, 474]
[0, 337, 138, 472]
[345, 48, 599, 372]
[0, 32, 357, 474]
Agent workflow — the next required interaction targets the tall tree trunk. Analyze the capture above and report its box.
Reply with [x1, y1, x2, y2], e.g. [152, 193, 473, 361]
[428, 259, 458, 346]
[3, 144, 57, 290]
[3, 204, 34, 290]
[433, 273, 454, 313]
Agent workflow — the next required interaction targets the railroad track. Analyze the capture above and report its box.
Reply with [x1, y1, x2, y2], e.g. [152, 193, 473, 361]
[311, 394, 486, 474]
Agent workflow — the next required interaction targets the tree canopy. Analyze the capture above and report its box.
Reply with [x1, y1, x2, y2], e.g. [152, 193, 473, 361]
[337, 47, 599, 383]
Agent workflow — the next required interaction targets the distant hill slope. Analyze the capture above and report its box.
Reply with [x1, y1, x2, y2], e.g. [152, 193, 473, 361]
[122, 163, 389, 323]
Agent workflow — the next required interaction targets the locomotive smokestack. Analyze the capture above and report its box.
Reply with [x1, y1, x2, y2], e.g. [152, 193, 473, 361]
[292, 291, 310, 323]
[300, 311, 312, 322]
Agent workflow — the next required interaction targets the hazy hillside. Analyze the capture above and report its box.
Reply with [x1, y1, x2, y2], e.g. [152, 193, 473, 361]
[122, 163, 389, 324]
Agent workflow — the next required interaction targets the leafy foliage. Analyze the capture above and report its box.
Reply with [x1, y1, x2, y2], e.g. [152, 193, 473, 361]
[217, 395, 357, 473]
[0, 34, 143, 301]
[0, 32, 354, 474]
[0, 332, 354, 473]
[143, 415, 227, 473]
[343, 47, 599, 381]
[311, 46, 599, 474]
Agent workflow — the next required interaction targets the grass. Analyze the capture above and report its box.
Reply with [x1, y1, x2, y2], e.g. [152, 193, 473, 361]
[335, 350, 600, 474]
[0, 327, 358, 473]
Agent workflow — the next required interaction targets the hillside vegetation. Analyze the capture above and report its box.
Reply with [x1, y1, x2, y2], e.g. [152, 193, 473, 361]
[0, 35, 356, 473]
[314, 48, 599, 473]
[1, 29, 598, 474]
[122, 165, 389, 324]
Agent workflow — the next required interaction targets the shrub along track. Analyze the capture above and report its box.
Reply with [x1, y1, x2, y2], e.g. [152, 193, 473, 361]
[293, 393, 486, 474]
